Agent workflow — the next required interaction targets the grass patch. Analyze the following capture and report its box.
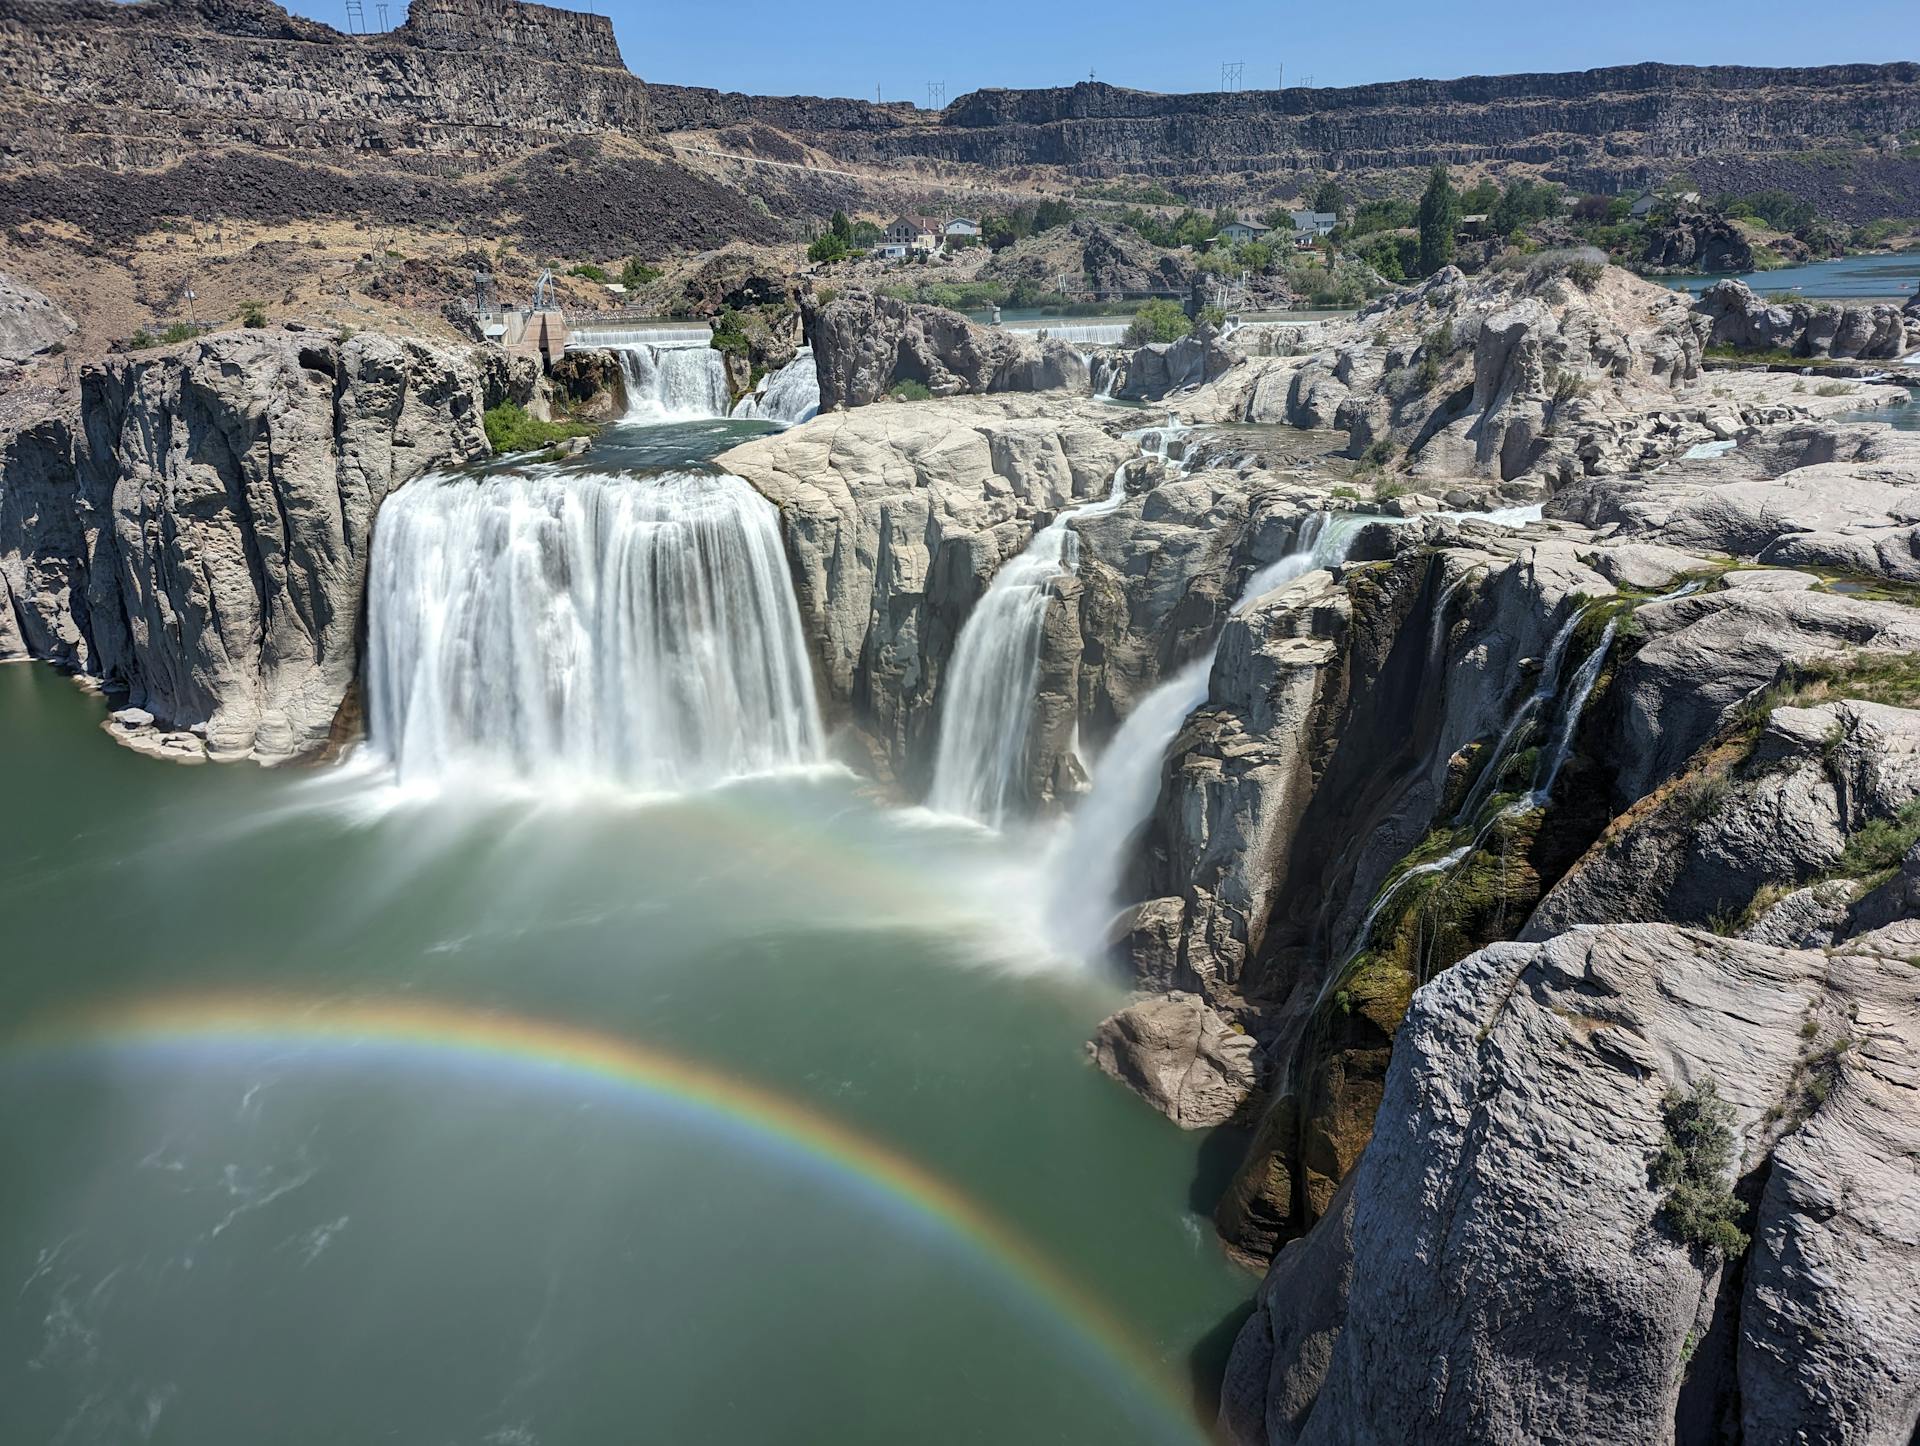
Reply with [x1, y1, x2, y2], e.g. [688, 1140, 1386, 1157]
[1832, 800, 1920, 884]
[888, 379, 933, 402]
[482, 402, 595, 456]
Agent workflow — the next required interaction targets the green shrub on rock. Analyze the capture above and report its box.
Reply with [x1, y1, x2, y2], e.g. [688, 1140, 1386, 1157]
[1126, 299, 1192, 346]
[1652, 1080, 1749, 1255]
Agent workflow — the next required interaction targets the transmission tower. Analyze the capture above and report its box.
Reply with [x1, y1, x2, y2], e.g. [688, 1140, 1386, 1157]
[927, 82, 945, 108]
[375, 0, 388, 27]
[343, 0, 364, 33]
[1301, 74, 1314, 88]
[1220, 61, 1244, 92]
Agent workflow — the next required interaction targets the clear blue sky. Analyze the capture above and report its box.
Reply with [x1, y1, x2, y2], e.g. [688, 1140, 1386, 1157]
[305, 0, 1916, 100]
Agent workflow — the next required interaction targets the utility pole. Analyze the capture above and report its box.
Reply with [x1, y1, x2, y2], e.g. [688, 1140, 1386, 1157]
[1220, 61, 1244, 93]
[343, 0, 363, 33]
[927, 81, 944, 108]
[375, 0, 387, 27]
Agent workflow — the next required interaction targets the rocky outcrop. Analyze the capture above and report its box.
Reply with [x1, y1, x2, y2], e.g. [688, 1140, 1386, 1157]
[1114, 328, 1239, 403]
[0, 328, 489, 761]
[1641, 208, 1755, 273]
[1221, 920, 1920, 1446]
[0, 270, 75, 367]
[1695, 278, 1920, 360]
[1187, 261, 1716, 485]
[978, 217, 1195, 299]
[1088, 991, 1258, 1128]
[718, 400, 1304, 799]
[1529, 693, 1920, 937]
[803, 291, 1086, 411]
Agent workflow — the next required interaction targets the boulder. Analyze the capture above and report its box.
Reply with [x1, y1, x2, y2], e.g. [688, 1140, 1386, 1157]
[1087, 991, 1258, 1128]
[803, 290, 1085, 410]
[0, 270, 76, 364]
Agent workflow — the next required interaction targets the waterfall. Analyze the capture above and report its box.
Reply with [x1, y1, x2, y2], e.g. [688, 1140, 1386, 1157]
[731, 349, 820, 426]
[1010, 321, 1131, 346]
[1529, 617, 1616, 804]
[366, 466, 822, 791]
[1048, 508, 1376, 951]
[1045, 657, 1211, 950]
[570, 324, 712, 349]
[928, 464, 1134, 826]
[615, 345, 731, 424]
[1451, 607, 1586, 825]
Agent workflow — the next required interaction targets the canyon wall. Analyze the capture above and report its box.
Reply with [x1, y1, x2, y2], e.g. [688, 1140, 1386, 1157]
[0, 327, 490, 761]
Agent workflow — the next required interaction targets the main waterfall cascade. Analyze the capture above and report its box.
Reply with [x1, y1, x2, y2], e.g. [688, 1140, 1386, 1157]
[365, 465, 823, 791]
[615, 344, 732, 423]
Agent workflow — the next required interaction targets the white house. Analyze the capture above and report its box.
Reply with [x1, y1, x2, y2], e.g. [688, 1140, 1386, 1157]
[1217, 214, 1273, 245]
[944, 217, 981, 243]
[1288, 210, 1337, 242]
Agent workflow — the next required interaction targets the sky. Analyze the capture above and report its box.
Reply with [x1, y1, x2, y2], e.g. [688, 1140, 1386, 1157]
[295, 0, 1917, 100]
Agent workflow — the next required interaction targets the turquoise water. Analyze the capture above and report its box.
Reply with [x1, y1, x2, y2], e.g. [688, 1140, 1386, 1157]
[1835, 397, 1920, 432]
[1661, 252, 1920, 301]
[0, 664, 1254, 1444]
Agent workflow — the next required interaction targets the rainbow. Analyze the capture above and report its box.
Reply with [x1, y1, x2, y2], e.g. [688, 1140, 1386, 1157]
[4, 992, 1211, 1445]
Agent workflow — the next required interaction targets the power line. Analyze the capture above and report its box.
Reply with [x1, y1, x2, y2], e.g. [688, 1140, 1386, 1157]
[342, 0, 364, 32]
[1220, 61, 1244, 92]
[927, 81, 944, 108]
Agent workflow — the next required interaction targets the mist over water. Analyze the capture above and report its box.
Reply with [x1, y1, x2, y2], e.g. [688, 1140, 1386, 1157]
[0, 416, 1251, 1446]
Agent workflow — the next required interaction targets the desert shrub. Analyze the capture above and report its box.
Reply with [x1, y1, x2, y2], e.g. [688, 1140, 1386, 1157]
[159, 322, 199, 344]
[482, 402, 593, 455]
[1651, 1080, 1749, 1255]
[620, 258, 662, 289]
[567, 263, 610, 283]
[239, 301, 267, 328]
[1126, 299, 1192, 345]
[888, 379, 933, 402]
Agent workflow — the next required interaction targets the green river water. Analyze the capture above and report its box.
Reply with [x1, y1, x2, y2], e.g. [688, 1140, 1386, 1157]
[0, 652, 1251, 1444]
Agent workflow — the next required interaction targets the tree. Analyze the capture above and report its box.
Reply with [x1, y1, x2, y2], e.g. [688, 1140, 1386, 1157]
[828, 210, 853, 244]
[1417, 164, 1459, 277]
[1310, 178, 1345, 217]
[806, 233, 850, 264]
[1125, 299, 1192, 345]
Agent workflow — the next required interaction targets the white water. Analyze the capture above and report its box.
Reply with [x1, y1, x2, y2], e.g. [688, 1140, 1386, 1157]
[1009, 321, 1132, 346]
[1452, 607, 1586, 825]
[1049, 508, 1377, 951]
[615, 345, 731, 423]
[731, 348, 821, 426]
[366, 467, 822, 792]
[928, 465, 1135, 826]
[572, 324, 712, 349]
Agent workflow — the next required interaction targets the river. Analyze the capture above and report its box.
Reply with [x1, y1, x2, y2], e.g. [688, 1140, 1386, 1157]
[0, 406, 1253, 1445]
[1660, 251, 1920, 301]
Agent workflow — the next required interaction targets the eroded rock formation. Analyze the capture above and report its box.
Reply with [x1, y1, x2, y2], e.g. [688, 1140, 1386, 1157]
[0, 327, 489, 760]
[803, 291, 1087, 411]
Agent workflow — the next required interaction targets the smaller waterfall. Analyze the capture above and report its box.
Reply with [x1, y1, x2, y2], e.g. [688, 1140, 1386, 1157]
[1046, 658, 1211, 950]
[1452, 608, 1586, 825]
[731, 349, 820, 426]
[928, 464, 1134, 826]
[1050, 508, 1377, 951]
[1529, 617, 1616, 804]
[366, 467, 822, 792]
[615, 345, 731, 424]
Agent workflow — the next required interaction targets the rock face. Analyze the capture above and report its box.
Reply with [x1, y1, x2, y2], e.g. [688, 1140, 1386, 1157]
[803, 291, 1087, 411]
[718, 398, 1297, 800]
[1641, 208, 1755, 273]
[0, 328, 489, 760]
[1114, 328, 1239, 402]
[1695, 278, 1920, 360]
[1529, 696, 1920, 938]
[1221, 921, 1920, 1446]
[0, 269, 76, 366]
[1187, 261, 1713, 485]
